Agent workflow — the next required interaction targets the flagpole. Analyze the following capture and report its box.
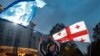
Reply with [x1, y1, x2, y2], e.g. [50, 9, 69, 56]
[13, 28, 21, 56]
[89, 44, 91, 56]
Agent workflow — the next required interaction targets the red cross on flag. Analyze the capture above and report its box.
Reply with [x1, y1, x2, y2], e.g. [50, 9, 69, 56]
[53, 21, 91, 43]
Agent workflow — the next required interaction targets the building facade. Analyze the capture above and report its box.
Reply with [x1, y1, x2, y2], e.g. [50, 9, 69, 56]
[0, 19, 39, 56]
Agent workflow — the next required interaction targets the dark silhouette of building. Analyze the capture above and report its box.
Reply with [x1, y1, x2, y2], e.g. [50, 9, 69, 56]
[0, 19, 38, 56]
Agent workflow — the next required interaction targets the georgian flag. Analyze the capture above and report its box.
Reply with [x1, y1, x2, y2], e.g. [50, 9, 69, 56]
[53, 21, 91, 43]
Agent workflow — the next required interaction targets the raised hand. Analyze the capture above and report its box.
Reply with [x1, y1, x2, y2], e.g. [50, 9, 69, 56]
[39, 36, 44, 42]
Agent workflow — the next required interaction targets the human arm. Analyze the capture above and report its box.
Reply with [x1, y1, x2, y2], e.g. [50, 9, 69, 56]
[38, 38, 46, 56]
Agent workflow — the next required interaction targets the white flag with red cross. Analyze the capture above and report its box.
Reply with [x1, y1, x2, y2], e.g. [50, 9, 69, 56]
[53, 21, 91, 43]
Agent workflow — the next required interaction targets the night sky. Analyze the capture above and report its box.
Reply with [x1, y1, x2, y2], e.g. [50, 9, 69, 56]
[1, 0, 100, 36]
[0, 0, 100, 53]
[33, 0, 100, 37]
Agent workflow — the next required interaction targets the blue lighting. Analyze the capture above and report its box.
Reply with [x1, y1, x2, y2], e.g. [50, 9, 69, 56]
[0, 0, 36, 26]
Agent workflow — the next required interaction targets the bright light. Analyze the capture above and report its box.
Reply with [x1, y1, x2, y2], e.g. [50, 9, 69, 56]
[0, 1, 36, 26]
[18, 53, 25, 56]
[0, 0, 46, 26]
[34, 0, 46, 8]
